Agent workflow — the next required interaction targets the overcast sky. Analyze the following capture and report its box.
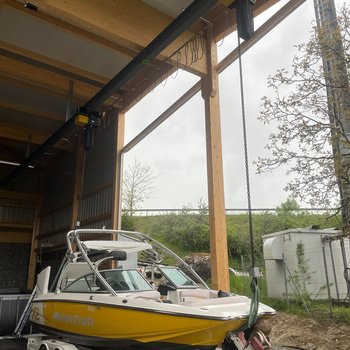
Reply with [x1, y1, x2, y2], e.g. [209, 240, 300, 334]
[122, 0, 344, 211]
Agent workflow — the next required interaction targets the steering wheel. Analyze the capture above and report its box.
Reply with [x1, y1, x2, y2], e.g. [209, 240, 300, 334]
[119, 281, 130, 290]
[110, 281, 122, 290]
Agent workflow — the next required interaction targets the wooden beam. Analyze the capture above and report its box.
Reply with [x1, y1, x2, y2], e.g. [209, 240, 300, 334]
[0, 189, 39, 201]
[0, 55, 118, 106]
[0, 40, 109, 87]
[12, 0, 207, 76]
[0, 231, 32, 243]
[0, 99, 64, 122]
[0, 222, 33, 229]
[111, 109, 125, 230]
[5, 0, 138, 59]
[0, 122, 49, 144]
[202, 27, 229, 291]
[0, 73, 86, 108]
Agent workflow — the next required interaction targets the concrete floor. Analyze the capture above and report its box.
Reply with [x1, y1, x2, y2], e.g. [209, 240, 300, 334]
[0, 338, 27, 349]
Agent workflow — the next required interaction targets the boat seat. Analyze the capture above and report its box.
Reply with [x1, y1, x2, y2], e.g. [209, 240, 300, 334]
[178, 289, 217, 303]
[126, 290, 161, 302]
[181, 295, 249, 307]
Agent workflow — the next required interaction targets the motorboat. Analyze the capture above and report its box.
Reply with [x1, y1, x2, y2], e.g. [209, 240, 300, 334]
[30, 229, 275, 350]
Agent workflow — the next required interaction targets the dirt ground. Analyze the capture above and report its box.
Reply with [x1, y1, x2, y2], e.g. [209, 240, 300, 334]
[270, 312, 350, 350]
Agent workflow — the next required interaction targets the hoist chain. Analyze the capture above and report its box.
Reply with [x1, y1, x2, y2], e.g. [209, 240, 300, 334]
[237, 33, 256, 269]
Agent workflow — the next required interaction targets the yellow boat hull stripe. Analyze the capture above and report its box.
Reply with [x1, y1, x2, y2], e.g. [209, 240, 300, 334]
[32, 300, 247, 346]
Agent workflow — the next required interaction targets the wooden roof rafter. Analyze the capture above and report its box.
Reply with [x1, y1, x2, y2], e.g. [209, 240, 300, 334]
[4, 0, 208, 76]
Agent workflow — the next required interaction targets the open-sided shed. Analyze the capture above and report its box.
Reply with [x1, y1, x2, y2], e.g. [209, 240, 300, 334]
[0, 0, 306, 294]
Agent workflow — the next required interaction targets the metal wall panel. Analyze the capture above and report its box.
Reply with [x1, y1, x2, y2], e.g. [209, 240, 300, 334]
[0, 243, 31, 290]
[83, 157, 114, 192]
[80, 187, 112, 221]
[0, 294, 31, 336]
[39, 119, 117, 246]
[3, 168, 40, 193]
[79, 120, 116, 230]
[0, 205, 35, 224]
[0, 171, 39, 292]
[40, 205, 72, 236]
[39, 151, 75, 244]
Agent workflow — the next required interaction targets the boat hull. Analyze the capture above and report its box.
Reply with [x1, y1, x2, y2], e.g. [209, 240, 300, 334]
[31, 298, 249, 349]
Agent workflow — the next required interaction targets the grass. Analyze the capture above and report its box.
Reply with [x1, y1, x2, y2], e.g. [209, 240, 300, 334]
[230, 275, 350, 325]
[153, 233, 350, 325]
[230, 274, 268, 300]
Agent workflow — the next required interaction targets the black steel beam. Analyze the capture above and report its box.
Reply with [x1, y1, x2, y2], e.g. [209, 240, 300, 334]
[0, 0, 217, 187]
[83, 0, 217, 111]
[0, 117, 77, 187]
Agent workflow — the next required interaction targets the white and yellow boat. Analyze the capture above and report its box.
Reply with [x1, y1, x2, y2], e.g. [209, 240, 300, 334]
[30, 229, 275, 350]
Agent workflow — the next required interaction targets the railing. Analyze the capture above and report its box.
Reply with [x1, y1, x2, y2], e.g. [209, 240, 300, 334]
[122, 207, 337, 216]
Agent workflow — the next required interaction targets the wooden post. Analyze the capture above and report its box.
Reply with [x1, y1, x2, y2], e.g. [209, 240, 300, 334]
[26, 179, 42, 290]
[112, 109, 125, 230]
[202, 26, 230, 291]
[71, 135, 85, 228]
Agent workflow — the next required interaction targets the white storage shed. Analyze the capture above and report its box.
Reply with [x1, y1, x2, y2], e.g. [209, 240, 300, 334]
[263, 227, 350, 300]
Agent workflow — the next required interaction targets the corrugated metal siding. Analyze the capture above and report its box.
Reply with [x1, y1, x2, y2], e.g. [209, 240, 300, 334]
[83, 157, 114, 191]
[79, 120, 116, 230]
[80, 187, 112, 221]
[0, 294, 31, 336]
[40, 206, 72, 236]
[0, 168, 39, 291]
[39, 118, 117, 246]
[39, 151, 75, 245]
[5, 169, 40, 193]
[0, 243, 31, 289]
[0, 204, 35, 224]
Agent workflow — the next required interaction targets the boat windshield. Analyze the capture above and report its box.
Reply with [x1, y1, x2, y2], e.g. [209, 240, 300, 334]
[63, 269, 154, 293]
[158, 267, 197, 289]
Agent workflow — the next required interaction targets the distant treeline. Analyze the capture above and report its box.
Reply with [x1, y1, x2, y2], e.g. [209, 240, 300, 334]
[121, 204, 340, 266]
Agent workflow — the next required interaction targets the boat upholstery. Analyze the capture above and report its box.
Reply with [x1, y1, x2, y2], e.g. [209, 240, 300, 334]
[178, 289, 217, 302]
[125, 290, 161, 301]
[181, 295, 249, 307]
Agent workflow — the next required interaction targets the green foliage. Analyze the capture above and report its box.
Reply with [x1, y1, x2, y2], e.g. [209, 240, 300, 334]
[276, 198, 301, 215]
[230, 274, 268, 300]
[120, 199, 340, 276]
[121, 207, 340, 265]
[122, 210, 210, 252]
[291, 241, 313, 302]
[119, 201, 350, 325]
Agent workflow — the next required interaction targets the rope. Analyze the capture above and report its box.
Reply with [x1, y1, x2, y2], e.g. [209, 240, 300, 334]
[237, 31, 259, 328]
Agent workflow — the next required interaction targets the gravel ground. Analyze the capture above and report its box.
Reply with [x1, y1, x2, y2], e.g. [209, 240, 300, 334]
[271, 311, 350, 350]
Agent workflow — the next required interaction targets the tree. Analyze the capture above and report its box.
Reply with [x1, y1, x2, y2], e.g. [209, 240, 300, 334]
[122, 159, 157, 215]
[256, 5, 350, 225]
[276, 198, 301, 216]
